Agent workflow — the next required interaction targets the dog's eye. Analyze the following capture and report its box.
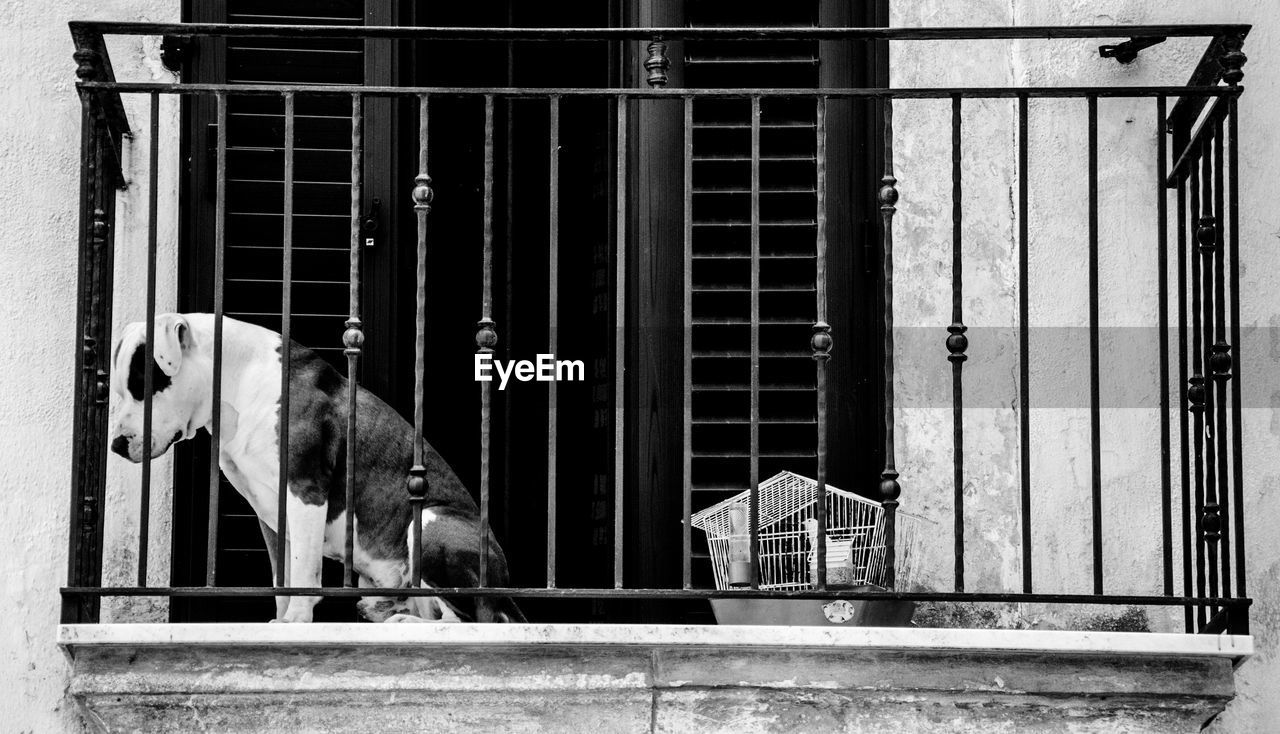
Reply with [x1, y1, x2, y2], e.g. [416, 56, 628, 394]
[127, 343, 173, 401]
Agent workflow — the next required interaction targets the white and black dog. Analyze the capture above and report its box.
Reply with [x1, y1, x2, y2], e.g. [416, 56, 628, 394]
[109, 312, 523, 623]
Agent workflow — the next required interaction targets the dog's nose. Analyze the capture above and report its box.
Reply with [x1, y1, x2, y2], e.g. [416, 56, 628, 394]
[110, 435, 131, 458]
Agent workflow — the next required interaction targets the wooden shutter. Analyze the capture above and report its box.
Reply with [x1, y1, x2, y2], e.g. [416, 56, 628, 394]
[684, 1, 824, 587]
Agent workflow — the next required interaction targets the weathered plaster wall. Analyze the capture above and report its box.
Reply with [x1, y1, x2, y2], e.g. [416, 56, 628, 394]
[0, 1, 178, 731]
[890, 1, 1280, 730]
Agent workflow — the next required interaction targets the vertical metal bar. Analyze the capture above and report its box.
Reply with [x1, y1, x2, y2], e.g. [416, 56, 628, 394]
[277, 92, 294, 589]
[1189, 157, 1206, 631]
[138, 92, 159, 587]
[66, 92, 98, 622]
[748, 95, 762, 589]
[614, 97, 626, 590]
[1177, 176, 1193, 632]
[1198, 135, 1220, 611]
[1212, 117, 1231, 600]
[546, 95, 559, 589]
[501, 0, 516, 549]
[1086, 95, 1103, 595]
[206, 91, 227, 586]
[1018, 93, 1032, 594]
[1156, 95, 1173, 596]
[949, 94, 967, 593]
[408, 95, 433, 587]
[681, 95, 693, 590]
[477, 95, 496, 589]
[813, 96, 830, 590]
[342, 92, 363, 589]
[1227, 94, 1246, 604]
[878, 95, 901, 589]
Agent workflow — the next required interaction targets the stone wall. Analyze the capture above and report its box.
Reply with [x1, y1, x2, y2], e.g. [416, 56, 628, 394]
[888, 3, 1280, 729]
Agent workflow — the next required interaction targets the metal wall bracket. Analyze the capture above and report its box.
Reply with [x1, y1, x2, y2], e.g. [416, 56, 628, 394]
[1099, 36, 1167, 64]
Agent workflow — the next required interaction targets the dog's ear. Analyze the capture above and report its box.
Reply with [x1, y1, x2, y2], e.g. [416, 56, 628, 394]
[153, 313, 192, 376]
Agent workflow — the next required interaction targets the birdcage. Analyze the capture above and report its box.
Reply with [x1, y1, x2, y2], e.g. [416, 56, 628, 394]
[690, 471, 926, 591]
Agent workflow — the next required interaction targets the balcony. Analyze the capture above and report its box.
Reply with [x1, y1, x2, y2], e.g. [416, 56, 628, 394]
[61, 19, 1253, 731]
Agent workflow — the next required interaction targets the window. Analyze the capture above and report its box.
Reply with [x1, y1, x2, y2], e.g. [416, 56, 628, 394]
[170, 0, 884, 622]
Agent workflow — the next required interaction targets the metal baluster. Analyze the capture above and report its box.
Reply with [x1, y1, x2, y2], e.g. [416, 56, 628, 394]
[614, 97, 626, 590]
[277, 92, 294, 589]
[547, 95, 559, 589]
[682, 95, 693, 590]
[1156, 95, 1173, 596]
[478, 95, 497, 593]
[878, 96, 901, 589]
[813, 95, 830, 590]
[948, 94, 968, 593]
[1176, 173, 1193, 632]
[1018, 93, 1032, 593]
[408, 95, 433, 587]
[67, 78, 100, 621]
[206, 91, 227, 586]
[342, 92, 364, 589]
[1086, 95, 1103, 595]
[1197, 136, 1221, 613]
[1172, 174, 1192, 632]
[1188, 157, 1206, 631]
[749, 95, 762, 589]
[1223, 35, 1248, 614]
[138, 91, 159, 587]
[1212, 116, 1232, 602]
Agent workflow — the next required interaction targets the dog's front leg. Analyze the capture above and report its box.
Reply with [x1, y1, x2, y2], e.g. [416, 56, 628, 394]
[277, 493, 326, 623]
[258, 520, 290, 621]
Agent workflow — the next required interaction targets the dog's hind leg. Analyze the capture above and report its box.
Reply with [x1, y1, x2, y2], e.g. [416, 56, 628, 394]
[258, 520, 289, 621]
[355, 559, 413, 622]
[276, 494, 326, 623]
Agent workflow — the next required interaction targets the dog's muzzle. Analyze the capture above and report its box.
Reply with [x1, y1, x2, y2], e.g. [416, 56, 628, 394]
[111, 431, 183, 461]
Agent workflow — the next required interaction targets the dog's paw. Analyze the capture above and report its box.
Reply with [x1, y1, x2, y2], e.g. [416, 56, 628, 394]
[277, 607, 314, 623]
[384, 613, 429, 623]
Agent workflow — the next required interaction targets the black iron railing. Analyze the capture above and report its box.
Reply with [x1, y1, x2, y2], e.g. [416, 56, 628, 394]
[64, 21, 1251, 633]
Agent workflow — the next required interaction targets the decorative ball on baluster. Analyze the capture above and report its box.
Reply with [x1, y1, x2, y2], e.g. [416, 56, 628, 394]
[92, 210, 107, 241]
[73, 49, 101, 81]
[1188, 377, 1206, 410]
[1221, 34, 1247, 86]
[475, 319, 498, 353]
[645, 39, 670, 88]
[879, 471, 901, 503]
[342, 325, 364, 351]
[1196, 217, 1216, 252]
[946, 323, 968, 363]
[406, 466, 427, 499]
[878, 182, 899, 208]
[1203, 505, 1222, 538]
[810, 321, 832, 360]
[1209, 344, 1233, 377]
[411, 175, 434, 209]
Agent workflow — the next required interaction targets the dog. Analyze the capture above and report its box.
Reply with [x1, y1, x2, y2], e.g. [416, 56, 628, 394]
[108, 312, 524, 623]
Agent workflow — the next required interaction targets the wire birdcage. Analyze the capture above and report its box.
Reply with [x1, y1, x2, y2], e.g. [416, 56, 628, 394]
[690, 471, 926, 591]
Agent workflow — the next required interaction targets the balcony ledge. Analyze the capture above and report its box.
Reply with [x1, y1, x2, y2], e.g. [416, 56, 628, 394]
[60, 623, 1251, 733]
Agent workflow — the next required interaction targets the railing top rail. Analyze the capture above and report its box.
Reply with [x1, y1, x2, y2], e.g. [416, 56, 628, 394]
[70, 21, 1250, 42]
[74, 81, 1241, 99]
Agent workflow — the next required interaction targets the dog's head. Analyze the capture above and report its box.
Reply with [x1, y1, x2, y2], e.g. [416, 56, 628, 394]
[109, 313, 211, 462]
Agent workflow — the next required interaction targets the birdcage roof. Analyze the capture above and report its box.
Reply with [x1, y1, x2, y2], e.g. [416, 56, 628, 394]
[689, 471, 881, 535]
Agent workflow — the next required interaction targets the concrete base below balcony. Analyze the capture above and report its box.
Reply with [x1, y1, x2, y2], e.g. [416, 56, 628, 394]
[58, 623, 1250, 733]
